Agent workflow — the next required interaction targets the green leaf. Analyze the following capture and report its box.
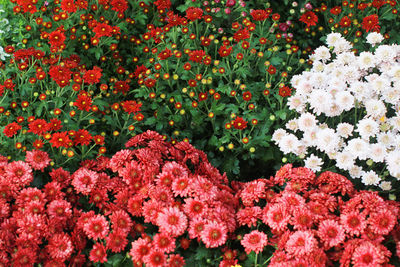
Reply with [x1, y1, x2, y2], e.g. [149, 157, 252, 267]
[194, 246, 209, 261]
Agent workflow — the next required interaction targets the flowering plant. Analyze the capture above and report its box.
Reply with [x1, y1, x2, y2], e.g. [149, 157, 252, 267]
[273, 32, 400, 192]
[233, 164, 400, 266]
[0, 130, 239, 265]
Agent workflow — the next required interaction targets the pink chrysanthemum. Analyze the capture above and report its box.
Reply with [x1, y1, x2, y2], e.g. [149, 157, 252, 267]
[167, 254, 186, 267]
[236, 206, 262, 228]
[46, 233, 74, 261]
[317, 219, 346, 248]
[156, 207, 188, 237]
[153, 232, 176, 253]
[184, 198, 207, 218]
[5, 160, 33, 188]
[106, 229, 128, 253]
[89, 243, 107, 263]
[263, 203, 290, 232]
[71, 167, 99, 195]
[162, 161, 188, 178]
[83, 214, 109, 240]
[25, 150, 51, 171]
[351, 241, 386, 266]
[239, 180, 266, 206]
[340, 211, 367, 236]
[171, 176, 191, 197]
[291, 206, 314, 230]
[47, 199, 72, 220]
[143, 249, 167, 267]
[188, 217, 207, 239]
[285, 230, 317, 257]
[127, 195, 144, 217]
[200, 221, 228, 248]
[368, 209, 396, 235]
[129, 238, 151, 262]
[108, 149, 134, 173]
[241, 230, 268, 254]
[119, 160, 142, 186]
[109, 210, 132, 233]
[142, 200, 162, 224]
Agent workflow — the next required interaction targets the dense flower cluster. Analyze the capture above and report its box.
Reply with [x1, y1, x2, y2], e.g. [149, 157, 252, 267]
[273, 32, 400, 189]
[234, 164, 400, 266]
[0, 131, 238, 265]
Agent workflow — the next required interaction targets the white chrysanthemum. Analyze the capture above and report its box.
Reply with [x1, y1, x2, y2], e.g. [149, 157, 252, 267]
[348, 81, 371, 101]
[302, 128, 318, 147]
[386, 150, 400, 178]
[366, 32, 384, 46]
[309, 90, 333, 115]
[362, 170, 381, 186]
[287, 95, 306, 112]
[309, 73, 327, 89]
[333, 39, 352, 54]
[364, 99, 386, 119]
[368, 76, 390, 94]
[311, 61, 325, 72]
[345, 138, 370, 160]
[336, 123, 354, 139]
[342, 66, 360, 82]
[358, 52, 376, 70]
[381, 86, 400, 105]
[285, 119, 299, 131]
[278, 134, 301, 155]
[304, 154, 323, 172]
[389, 116, 400, 132]
[375, 45, 396, 63]
[297, 113, 317, 132]
[369, 143, 386, 163]
[388, 65, 400, 80]
[336, 52, 356, 66]
[348, 165, 363, 179]
[290, 74, 303, 88]
[379, 181, 392, 191]
[295, 80, 313, 95]
[316, 128, 340, 153]
[313, 46, 331, 62]
[326, 32, 344, 48]
[335, 151, 356, 170]
[335, 91, 354, 112]
[356, 118, 379, 140]
[377, 132, 395, 148]
[272, 129, 289, 143]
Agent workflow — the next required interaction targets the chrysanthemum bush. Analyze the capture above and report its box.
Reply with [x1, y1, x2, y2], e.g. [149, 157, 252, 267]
[233, 164, 400, 266]
[130, 0, 308, 178]
[273, 31, 400, 192]
[0, 130, 240, 266]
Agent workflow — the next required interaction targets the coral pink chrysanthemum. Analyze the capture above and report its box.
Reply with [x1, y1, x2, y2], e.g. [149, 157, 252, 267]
[263, 203, 290, 232]
[153, 232, 176, 253]
[156, 207, 188, 237]
[89, 243, 107, 263]
[351, 241, 386, 266]
[368, 209, 396, 235]
[83, 214, 109, 240]
[5, 160, 33, 188]
[143, 249, 167, 267]
[106, 229, 128, 253]
[200, 221, 227, 248]
[237, 206, 262, 228]
[340, 211, 367, 236]
[25, 150, 51, 171]
[46, 233, 74, 261]
[241, 230, 268, 254]
[71, 167, 99, 195]
[317, 219, 346, 248]
[285, 230, 317, 257]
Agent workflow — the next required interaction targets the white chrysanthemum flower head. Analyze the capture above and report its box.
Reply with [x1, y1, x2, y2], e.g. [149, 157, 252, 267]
[297, 112, 317, 132]
[285, 119, 299, 131]
[364, 99, 386, 119]
[313, 46, 331, 62]
[335, 91, 354, 112]
[369, 143, 386, 163]
[309, 90, 333, 116]
[278, 134, 301, 155]
[362, 170, 381, 186]
[316, 128, 340, 154]
[272, 129, 288, 144]
[287, 95, 306, 112]
[386, 150, 400, 178]
[348, 165, 363, 179]
[345, 138, 370, 160]
[302, 128, 318, 147]
[326, 32, 343, 48]
[336, 123, 353, 139]
[356, 118, 379, 140]
[379, 181, 392, 191]
[377, 132, 395, 148]
[336, 52, 356, 66]
[358, 52, 376, 70]
[366, 32, 384, 46]
[375, 45, 396, 63]
[335, 151, 356, 170]
[304, 154, 323, 172]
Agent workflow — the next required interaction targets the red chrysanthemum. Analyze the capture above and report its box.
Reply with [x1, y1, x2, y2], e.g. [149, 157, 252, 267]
[49, 132, 71, 148]
[5, 160, 33, 188]
[362, 14, 380, 33]
[167, 254, 186, 267]
[129, 238, 151, 262]
[153, 232, 176, 253]
[232, 117, 248, 130]
[73, 129, 92, 146]
[263, 203, 290, 232]
[340, 211, 367, 236]
[218, 45, 232, 57]
[250, 9, 269, 21]
[106, 229, 128, 253]
[233, 28, 250, 42]
[237, 206, 262, 228]
[109, 210, 132, 233]
[121, 100, 142, 114]
[111, 0, 128, 13]
[201, 221, 228, 248]
[241, 230, 268, 254]
[25, 150, 51, 171]
[93, 23, 114, 38]
[189, 50, 206, 63]
[60, 0, 77, 13]
[49, 118, 63, 131]
[351, 241, 386, 266]
[368, 209, 396, 235]
[186, 7, 203, 21]
[285, 230, 317, 257]
[299, 11, 318, 27]
[74, 93, 92, 112]
[48, 30, 66, 49]
[114, 80, 130, 93]
[83, 66, 102, 84]
[3, 122, 22, 137]
[28, 119, 50, 136]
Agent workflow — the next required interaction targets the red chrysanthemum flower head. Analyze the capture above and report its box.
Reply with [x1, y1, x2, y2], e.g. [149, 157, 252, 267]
[241, 230, 268, 254]
[362, 14, 380, 33]
[71, 167, 99, 195]
[25, 150, 51, 171]
[232, 116, 248, 130]
[156, 206, 188, 236]
[201, 221, 228, 248]
[299, 11, 318, 27]
[186, 7, 203, 21]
